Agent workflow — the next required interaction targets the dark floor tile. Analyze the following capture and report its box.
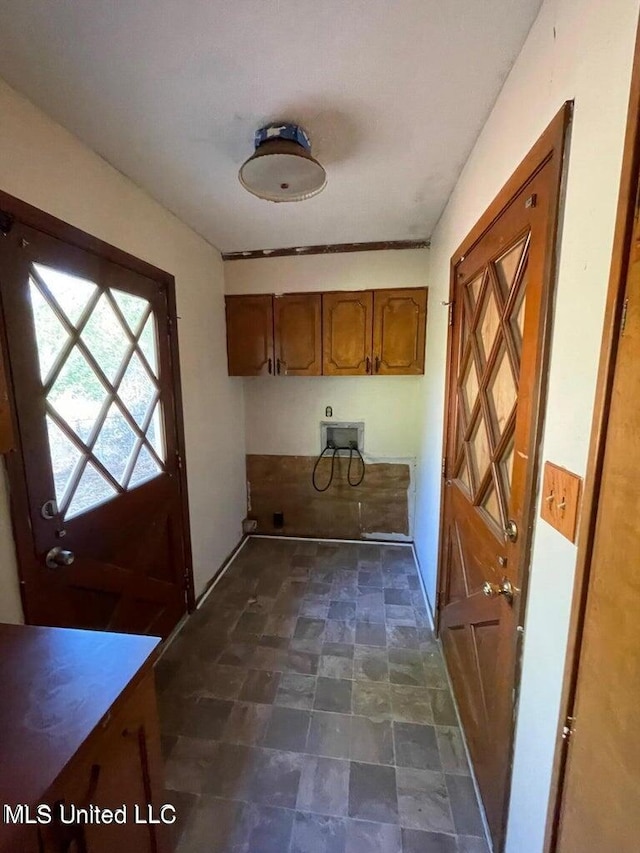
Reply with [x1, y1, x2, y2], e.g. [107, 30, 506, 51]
[389, 649, 427, 687]
[445, 774, 485, 837]
[275, 673, 316, 709]
[423, 664, 449, 690]
[160, 696, 234, 739]
[329, 601, 357, 620]
[291, 637, 325, 654]
[331, 579, 359, 602]
[246, 748, 305, 808]
[307, 581, 333, 600]
[307, 711, 352, 759]
[311, 568, 336, 584]
[175, 795, 246, 853]
[161, 733, 177, 758]
[358, 570, 384, 589]
[407, 575, 420, 591]
[284, 650, 319, 675]
[348, 761, 399, 824]
[436, 727, 469, 774]
[350, 716, 394, 765]
[354, 647, 389, 683]
[396, 767, 454, 833]
[217, 642, 257, 668]
[251, 645, 286, 672]
[260, 634, 290, 649]
[430, 690, 458, 726]
[457, 835, 490, 853]
[401, 828, 457, 853]
[234, 611, 268, 636]
[297, 755, 350, 817]
[300, 599, 330, 618]
[221, 701, 272, 745]
[356, 620, 387, 647]
[390, 685, 433, 725]
[291, 812, 347, 853]
[325, 619, 356, 644]
[202, 742, 258, 800]
[192, 663, 246, 700]
[393, 723, 441, 770]
[295, 616, 326, 641]
[240, 669, 281, 704]
[323, 642, 355, 659]
[384, 589, 413, 606]
[164, 736, 218, 794]
[319, 654, 355, 679]
[385, 605, 417, 626]
[263, 706, 311, 752]
[245, 594, 276, 615]
[352, 682, 392, 721]
[164, 788, 198, 851]
[345, 819, 402, 853]
[265, 614, 298, 638]
[315, 676, 353, 713]
[387, 626, 420, 650]
[239, 803, 296, 853]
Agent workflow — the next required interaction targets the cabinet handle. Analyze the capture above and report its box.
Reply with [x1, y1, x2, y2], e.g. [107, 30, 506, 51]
[365, 356, 371, 374]
[375, 356, 380, 373]
[268, 357, 272, 374]
[276, 358, 281, 375]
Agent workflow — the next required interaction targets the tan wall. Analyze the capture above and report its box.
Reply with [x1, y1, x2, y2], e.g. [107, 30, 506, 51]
[0, 78, 246, 616]
[412, 0, 640, 849]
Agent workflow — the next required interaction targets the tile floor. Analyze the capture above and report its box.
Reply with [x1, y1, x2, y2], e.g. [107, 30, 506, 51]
[155, 537, 489, 853]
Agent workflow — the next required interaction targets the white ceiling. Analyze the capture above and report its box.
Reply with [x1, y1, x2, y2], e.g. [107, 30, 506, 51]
[0, 1, 541, 252]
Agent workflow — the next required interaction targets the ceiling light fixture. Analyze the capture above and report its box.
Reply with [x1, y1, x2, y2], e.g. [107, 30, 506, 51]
[238, 123, 327, 202]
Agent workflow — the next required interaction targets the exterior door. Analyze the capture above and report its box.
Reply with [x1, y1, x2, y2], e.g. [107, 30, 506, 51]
[0, 215, 192, 638]
[438, 110, 568, 850]
[372, 287, 427, 374]
[225, 294, 274, 375]
[274, 293, 322, 375]
[322, 290, 373, 375]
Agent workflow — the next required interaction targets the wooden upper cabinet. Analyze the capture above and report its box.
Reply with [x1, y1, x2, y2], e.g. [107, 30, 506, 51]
[322, 291, 373, 376]
[372, 287, 427, 375]
[225, 294, 274, 376]
[274, 293, 322, 376]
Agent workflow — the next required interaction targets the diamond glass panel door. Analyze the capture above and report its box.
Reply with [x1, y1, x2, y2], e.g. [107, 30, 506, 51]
[29, 264, 166, 520]
[0, 220, 191, 638]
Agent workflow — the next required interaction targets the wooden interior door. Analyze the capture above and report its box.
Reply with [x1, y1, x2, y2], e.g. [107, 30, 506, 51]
[322, 290, 373, 375]
[274, 292, 322, 375]
[438, 113, 567, 850]
[372, 287, 427, 374]
[225, 294, 274, 376]
[0, 216, 192, 638]
[553, 152, 640, 853]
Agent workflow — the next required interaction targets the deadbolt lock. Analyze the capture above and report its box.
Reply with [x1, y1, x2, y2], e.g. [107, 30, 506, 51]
[504, 520, 518, 543]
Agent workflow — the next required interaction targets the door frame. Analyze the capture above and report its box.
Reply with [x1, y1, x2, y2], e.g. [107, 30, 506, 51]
[0, 189, 196, 617]
[435, 102, 573, 844]
[544, 19, 640, 853]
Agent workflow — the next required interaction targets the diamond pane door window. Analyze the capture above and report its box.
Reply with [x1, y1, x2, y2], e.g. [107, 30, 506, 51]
[28, 267, 166, 520]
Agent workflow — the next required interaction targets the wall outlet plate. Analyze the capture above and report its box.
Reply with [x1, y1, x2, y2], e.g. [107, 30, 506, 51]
[242, 518, 258, 533]
[540, 462, 582, 542]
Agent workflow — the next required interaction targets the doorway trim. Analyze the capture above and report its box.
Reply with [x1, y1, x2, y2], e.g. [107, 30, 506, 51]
[543, 20, 640, 853]
[0, 189, 196, 614]
[435, 102, 572, 847]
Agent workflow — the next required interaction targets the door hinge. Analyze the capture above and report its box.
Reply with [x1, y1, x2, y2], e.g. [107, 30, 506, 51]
[436, 590, 442, 611]
[441, 456, 447, 477]
[448, 302, 454, 326]
[183, 567, 192, 603]
[562, 715, 576, 741]
[175, 450, 183, 470]
[620, 297, 629, 335]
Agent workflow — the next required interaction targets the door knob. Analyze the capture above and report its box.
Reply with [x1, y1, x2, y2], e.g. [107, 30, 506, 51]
[482, 577, 516, 603]
[46, 546, 75, 569]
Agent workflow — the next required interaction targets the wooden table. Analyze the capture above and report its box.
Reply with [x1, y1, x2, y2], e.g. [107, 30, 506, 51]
[0, 623, 169, 853]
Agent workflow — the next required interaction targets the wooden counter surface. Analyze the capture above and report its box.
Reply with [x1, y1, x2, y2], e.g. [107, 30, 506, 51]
[0, 623, 160, 851]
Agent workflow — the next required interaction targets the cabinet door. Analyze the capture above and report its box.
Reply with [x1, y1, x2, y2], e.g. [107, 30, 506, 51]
[225, 295, 274, 376]
[274, 293, 322, 376]
[0, 308, 15, 453]
[372, 288, 427, 375]
[322, 291, 373, 376]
